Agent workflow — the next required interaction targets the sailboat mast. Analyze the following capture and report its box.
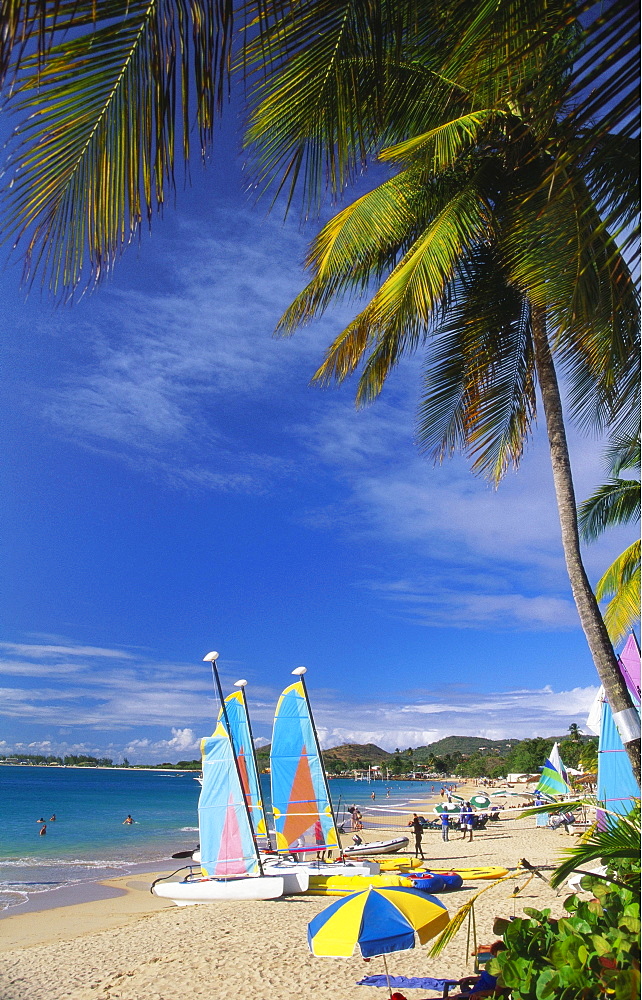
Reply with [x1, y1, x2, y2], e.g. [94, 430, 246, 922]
[291, 666, 343, 858]
[203, 652, 265, 876]
[235, 680, 271, 849]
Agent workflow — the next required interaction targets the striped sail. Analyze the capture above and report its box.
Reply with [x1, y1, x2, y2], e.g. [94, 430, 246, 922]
[536, 742, 571, 797]
[270, 681, 338, 853]
[218, 690, 268, 840]
[597, 638, 640, 826]
[198, 719, 260, 878]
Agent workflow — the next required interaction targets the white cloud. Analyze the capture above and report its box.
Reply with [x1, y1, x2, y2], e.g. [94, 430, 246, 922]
[0, 634, 599, 759]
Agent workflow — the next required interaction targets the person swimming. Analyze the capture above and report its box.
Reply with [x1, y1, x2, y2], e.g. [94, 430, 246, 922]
[49, 814, 56, 822]
[123, 814, 134, 825]
[36, 817, 45, 823]
[39, 824, 47, 836]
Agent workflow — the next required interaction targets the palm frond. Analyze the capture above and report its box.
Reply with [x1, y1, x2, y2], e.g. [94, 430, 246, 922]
[595, 540, 641, 644]
[578, 479, 641, 541]
[244, 0, 471, 213]
[1, 0, 229, 297]
[310, 168, 495, 400]
[417, 252, 536, 482]
[550, 811, 641, 888]
[379, 109, 503, 169]
[428, 870, 525, 958]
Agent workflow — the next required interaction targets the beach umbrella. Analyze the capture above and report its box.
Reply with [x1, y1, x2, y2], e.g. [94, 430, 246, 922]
[469, 794, 491, 809]
[449, 793, 465, 802]
[307, 885, 450, 959]
[434, 802, 461, 814]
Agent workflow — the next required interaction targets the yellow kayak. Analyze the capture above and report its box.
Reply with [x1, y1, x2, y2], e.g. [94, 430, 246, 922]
[428, 867, 509, 880]
[377, 861, 509, 881]
[377, 857, 425, 871]
[304, 873, 414, 896]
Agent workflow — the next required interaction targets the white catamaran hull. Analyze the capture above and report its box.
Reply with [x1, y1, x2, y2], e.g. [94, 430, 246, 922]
[343, 837, 410, 856]
[262, 859, 380, 878]
[152, 874, 289, 904]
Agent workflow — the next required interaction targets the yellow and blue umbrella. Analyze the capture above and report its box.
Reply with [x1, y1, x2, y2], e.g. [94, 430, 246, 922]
[307, 885, 450, 958]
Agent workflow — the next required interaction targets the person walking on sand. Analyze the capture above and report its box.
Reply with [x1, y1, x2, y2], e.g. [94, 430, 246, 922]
[440, 811, 450, 842]
[408, 814, 425, 859]
[461, 803, 474, 842]
[440, 787, 445, 798]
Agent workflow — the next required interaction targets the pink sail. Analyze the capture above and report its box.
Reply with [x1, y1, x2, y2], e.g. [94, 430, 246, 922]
[618, 633, 641, 703]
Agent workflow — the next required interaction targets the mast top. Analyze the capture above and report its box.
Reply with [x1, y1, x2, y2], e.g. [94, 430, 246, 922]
[292, 666, 307, 676]
[234, 679, 248, 687]
[203, 651, 220, 661]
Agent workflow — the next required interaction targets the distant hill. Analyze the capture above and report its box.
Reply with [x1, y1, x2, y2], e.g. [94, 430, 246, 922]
[412, 736, 521, 760]
[322, 743, 392, 765]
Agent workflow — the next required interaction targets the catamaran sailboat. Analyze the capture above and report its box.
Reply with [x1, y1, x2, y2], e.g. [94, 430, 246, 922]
[153, 654, 304, 904]
[261, 667, 379, 879]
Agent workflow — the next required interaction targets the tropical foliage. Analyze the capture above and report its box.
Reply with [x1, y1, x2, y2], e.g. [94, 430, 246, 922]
[579, 436, 641, 643]
[246, 0, 641, 779]
[489, 886, 640, 999]
[430, 806, 640, 998]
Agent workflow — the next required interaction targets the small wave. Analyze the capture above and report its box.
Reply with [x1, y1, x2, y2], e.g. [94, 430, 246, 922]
[179, 827, 198, 832]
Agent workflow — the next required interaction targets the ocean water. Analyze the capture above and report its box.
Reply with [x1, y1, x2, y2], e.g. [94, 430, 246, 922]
[0, 765, 446, 910]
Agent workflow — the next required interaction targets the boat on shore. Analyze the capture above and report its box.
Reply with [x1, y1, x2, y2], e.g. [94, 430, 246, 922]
[343, 836, 410, 856]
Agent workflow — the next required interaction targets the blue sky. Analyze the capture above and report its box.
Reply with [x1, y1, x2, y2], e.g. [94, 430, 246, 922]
[0, 117, 635, 763]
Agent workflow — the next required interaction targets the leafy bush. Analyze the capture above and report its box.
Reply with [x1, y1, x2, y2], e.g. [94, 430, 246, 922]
[490, 881, 640, 998]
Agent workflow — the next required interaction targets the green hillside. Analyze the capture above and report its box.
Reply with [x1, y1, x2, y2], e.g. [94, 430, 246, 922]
[413, 736, 521, 760]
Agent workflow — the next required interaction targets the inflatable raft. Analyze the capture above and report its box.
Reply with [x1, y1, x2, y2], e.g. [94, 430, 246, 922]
[342, 837, 410, 857]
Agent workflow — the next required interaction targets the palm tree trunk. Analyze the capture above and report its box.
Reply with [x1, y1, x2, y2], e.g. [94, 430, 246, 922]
[531, 307, 640, 787]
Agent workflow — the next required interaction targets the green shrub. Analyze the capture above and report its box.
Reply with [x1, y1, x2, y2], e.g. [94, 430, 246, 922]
[490, 880, 640, 999]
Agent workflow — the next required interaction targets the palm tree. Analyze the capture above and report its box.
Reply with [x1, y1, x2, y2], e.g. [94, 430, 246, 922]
[568, 724, 582, 742]
[0, 1, 639, 782]
[578, 436, 641, 644]
[245, 0, 641, 782]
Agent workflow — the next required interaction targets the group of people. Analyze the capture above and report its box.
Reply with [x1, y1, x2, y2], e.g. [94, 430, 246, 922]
[36, 814, 55, 836]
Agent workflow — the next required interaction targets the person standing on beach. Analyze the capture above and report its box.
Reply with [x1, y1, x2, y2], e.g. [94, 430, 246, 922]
[460, 804, 474, 842]
[440, 811, 450, 842]
[408, 814, 425, 859]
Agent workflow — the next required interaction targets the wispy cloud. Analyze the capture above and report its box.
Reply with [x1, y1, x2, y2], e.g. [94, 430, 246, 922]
[0, 639, 598, 760]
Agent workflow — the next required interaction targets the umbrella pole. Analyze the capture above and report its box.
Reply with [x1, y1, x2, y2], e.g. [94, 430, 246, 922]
[381, 954, 393, 1000]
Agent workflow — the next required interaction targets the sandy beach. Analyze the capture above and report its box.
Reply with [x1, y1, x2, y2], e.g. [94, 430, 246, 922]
[0, 785, 581, 1000]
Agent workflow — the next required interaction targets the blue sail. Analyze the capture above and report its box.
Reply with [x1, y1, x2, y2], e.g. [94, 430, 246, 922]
[218, 690, 268, 841]
[198, 719, 260, 877]
[270, 681, 338, 853]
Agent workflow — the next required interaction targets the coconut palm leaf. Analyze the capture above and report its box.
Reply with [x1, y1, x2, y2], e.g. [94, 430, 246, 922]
[306, 167, 495, 398]
[1, 0, 230, 297]
[579, 481, 641, 541]
[550, 810, 641, 889]
[416, 256, 536, 481]
[595, 540, 641, 644]
[428, 870, 529, 958]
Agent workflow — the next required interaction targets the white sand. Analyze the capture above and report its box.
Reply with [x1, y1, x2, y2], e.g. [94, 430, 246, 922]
[0, 813, 579, 1000]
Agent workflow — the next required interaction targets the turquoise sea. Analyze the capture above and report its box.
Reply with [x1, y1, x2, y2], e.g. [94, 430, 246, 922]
[0, 765, 447, 910]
